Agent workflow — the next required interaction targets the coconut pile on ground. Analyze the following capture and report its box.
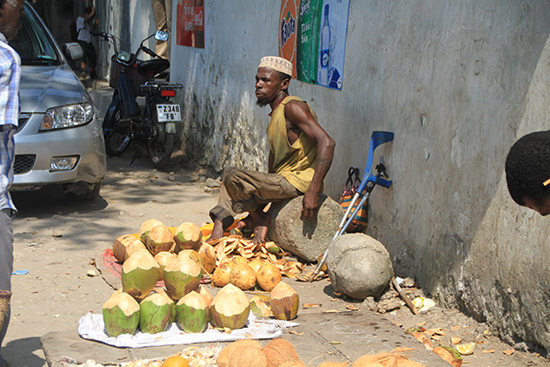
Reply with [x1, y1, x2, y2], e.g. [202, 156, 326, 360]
[101, 219, 302, 339]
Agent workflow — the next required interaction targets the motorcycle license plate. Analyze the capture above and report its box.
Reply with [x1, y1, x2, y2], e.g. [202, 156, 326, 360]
[156, 104, 181, 122]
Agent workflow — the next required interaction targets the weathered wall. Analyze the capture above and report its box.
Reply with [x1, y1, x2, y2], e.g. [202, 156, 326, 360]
[166, 0, 550, 352]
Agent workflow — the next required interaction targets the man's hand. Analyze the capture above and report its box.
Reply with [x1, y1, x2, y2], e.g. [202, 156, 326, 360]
[301, 190, 319, 220]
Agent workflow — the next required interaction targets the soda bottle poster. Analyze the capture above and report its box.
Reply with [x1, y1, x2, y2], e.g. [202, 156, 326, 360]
[281, 0, 350, 90]
[279, 0, 298, 79]
[176, 0, 205, 48]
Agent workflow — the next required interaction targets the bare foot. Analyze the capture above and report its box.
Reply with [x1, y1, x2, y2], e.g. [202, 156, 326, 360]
[249, 209, 271, 245]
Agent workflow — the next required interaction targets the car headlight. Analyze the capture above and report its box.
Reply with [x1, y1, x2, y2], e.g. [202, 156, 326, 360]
[40, 102, 94, 131]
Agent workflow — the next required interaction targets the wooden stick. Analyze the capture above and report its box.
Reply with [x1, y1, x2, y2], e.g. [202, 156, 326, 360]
[392, 276, 418, 315]
[544, 178, 550, 187]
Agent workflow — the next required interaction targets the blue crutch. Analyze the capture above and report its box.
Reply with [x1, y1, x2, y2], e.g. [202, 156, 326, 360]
[307, 131, 394, 282]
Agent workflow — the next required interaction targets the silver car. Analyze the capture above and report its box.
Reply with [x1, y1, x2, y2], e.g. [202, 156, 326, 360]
[10, 2, 106, 200]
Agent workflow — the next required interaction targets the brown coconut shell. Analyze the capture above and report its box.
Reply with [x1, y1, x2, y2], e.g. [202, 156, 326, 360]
[113, 234, 147, 263]
[279, 362, 307, 367]
[229, 263, 256, 290]
[270, 282, 300, 321]
[212, 262, 232, 287]
[262, 339, 301, 367]
[318, 362, 349, 367]
[353, 350, 427, 367]
[256, 263, 282, 291]
[228, 346, 267, 367]
[217, 339, 262, 367]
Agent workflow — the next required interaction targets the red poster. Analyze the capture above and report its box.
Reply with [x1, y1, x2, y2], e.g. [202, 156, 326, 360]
[278, 0, 298, 79]
[176, 0, 205, 48]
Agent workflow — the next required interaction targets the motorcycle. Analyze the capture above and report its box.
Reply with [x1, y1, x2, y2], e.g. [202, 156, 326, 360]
[95, 30, 182, 168]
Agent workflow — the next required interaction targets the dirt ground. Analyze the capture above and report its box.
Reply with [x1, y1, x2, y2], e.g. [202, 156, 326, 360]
[3, 151, 550, 367]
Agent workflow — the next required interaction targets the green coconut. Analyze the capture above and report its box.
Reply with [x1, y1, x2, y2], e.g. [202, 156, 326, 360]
[270, 281, 300, 321]
[249, 295, 273, 318]
[103, 291, 141, 337]
[210, 283, 250, 330]
[139, 219, 165, 243]
[144, 224, 175, 256]
[176, 291, 209, 333]
[122, 249, 160, 300]
[155, 288, 177, 323]
[139, 290, 175, 334]
[112, 234, 147, 263]
[163, 254, 202, 301]
[153, 251, 177, 280]
[174, 222, 203, 252]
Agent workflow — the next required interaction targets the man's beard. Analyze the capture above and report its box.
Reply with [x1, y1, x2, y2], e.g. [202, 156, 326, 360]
[256, 98, 269, 107]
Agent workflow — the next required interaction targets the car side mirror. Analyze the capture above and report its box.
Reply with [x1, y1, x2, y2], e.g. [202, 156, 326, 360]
[63, 42, 83, 61]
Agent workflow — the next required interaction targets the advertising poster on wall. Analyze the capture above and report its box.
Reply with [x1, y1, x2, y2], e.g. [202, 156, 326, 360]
[281, 0, 350, 90]
[278, 0, 299, 79]
[176, 0, 205, 48]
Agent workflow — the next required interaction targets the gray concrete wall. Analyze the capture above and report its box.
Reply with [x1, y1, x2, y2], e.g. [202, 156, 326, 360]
[167, 0, 550, 352]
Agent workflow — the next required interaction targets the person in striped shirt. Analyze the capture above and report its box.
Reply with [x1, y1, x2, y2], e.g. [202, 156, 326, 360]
[0, 0, 23, 365]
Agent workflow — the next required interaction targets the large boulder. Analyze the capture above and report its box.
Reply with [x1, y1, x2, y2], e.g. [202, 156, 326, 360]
[267, 194, 341, 262]
[326, 233, 393, 300]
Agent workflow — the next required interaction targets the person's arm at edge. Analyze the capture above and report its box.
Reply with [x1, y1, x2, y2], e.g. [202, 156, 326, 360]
[268, 150, 275, 173]
[284, 100, 335, 220]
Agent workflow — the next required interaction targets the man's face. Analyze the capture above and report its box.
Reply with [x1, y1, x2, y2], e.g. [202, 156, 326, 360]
[0, 0, 24, 41]
[523, 196, 550, 216]
[255, 67, 285, 107]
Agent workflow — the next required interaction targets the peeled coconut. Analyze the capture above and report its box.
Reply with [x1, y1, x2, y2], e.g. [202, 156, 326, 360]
[198, 285, 213, 306]
[262, 339, 302, 367]
[139, 219, 164, 242]
[210, 283, 250, 329]
[113, 234, 147, 263]
[154, 252, 177, 280]
[122, 249, 160, 300]
[176, 291, 209, 333]
[144, 224, 175, 256]
[229, 263, 256, 290]
[163, 254, 202, 301]
[103, 291, 140, 337]
[256, 263, 282, 291]
[139, 290, 175, 334]
[177, 249, 204, 268]
[212, 262, 232, 287]
[217, 339, 263, 367]
[196, 242, 216, 274]
[250, 295, 273, 318]
[270, 282, 299, 321]
[248, 259, 265, 274]
[174, 222, 203, 252]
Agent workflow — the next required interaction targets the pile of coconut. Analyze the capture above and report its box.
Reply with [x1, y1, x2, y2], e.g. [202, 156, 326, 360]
[103, 219, 300, 338]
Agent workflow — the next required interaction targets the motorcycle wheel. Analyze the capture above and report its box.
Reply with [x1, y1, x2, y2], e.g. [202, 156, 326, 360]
[147, 131, 175, 169]
[104, 104, 132, 157]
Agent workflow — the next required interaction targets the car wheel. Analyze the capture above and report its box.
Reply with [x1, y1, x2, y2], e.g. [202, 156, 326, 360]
[63, 181, 101, 201]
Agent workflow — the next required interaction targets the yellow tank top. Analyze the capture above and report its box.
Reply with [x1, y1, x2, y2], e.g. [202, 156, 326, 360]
[267, 96, 318, 193]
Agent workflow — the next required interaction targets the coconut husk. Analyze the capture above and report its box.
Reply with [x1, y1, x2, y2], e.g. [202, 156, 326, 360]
[262, 339, 302, 367]
[217, 339, 262, 367]
[318, 362, 349, 367]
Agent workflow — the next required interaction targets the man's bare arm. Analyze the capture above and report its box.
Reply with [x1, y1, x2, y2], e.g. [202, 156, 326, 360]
[284, 100, 335, 220]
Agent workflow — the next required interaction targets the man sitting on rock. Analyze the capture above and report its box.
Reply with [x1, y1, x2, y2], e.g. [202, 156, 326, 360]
[208, 56, 335, 245]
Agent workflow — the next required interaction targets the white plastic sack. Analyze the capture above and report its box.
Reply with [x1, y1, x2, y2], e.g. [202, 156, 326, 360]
[78, 312, 298, 348]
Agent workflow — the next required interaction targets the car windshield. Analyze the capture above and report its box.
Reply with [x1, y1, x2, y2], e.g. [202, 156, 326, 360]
[9, 4, 60, 66]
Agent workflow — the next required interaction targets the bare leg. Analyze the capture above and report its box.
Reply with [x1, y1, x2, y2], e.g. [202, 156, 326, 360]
[249, 209, 271, 245]
[207, 218, 224, 242]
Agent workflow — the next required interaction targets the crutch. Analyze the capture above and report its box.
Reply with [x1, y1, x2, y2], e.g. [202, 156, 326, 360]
[307, 131, 394, 282]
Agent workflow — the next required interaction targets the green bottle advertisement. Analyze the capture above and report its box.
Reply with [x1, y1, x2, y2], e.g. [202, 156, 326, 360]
[297, 0, 321, 84]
